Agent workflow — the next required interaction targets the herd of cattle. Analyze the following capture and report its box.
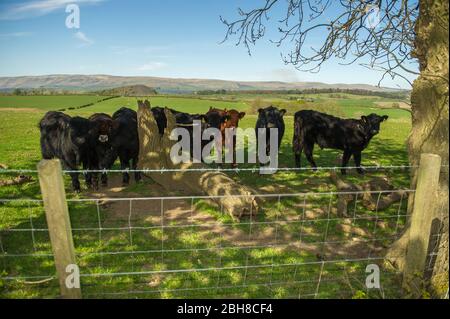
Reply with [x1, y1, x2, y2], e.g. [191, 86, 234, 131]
[39, 103, 388, 192]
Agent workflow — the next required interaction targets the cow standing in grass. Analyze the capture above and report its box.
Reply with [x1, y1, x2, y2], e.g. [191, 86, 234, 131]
[255, 106, 286, 160]
[205, 107, 245, 166]
[39, 111, 100, 192]
[293, 110, 388, 174]
[109, 107, 141, 185]
[89, 113, 118, 186]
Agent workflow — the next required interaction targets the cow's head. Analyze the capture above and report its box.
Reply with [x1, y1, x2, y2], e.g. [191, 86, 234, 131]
[90, 114, 119, 143]
[68, 116, 98, 147]
[204, 109, 230, 130]
[257, 106, 286, 128]
[360, 113, 389, 136]
[225, 110, 246, 128]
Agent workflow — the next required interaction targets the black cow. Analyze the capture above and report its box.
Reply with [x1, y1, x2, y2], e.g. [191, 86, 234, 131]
[89, 113, 118, 186]
[255, 106, 286, 158]
[293, 110, 388, 174]
[150, 106, 169, 135]
[173, 110, 208, 161]
[148, 107, 208, 161]
[39, 111, 99, 191]
[107, 107, 141, 185]
[148, 106, 206, 136]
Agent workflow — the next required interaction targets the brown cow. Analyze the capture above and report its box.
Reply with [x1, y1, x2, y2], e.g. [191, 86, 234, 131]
[205, 107, 245, 167]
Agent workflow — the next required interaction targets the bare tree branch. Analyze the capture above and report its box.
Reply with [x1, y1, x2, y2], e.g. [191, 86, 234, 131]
[221, 0, 420, 87]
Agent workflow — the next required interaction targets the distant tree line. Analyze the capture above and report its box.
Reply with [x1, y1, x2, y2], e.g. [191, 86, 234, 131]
[0, 88, 98, 96]
[195, 88, 410, 100]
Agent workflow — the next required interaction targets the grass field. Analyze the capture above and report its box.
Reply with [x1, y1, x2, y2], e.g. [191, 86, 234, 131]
[0, 93, 412, 298]
[0, 95, 110, 111]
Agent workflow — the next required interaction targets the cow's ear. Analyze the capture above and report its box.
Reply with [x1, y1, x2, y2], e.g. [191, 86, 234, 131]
[239, 112, 246, 119]
[382, 115, 389, 122]
[279, 109, 287, 116]
[361, 116, 368, 123]
[257, 108, 264, 114]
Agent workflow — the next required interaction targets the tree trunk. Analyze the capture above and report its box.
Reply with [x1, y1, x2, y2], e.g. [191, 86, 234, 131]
[136, 100, 258, 221]
[386, 0, 449, 297]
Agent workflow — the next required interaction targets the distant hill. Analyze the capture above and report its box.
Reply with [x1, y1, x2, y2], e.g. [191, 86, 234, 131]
[0, 74, 406, 94]
[95, 85, 157, 96]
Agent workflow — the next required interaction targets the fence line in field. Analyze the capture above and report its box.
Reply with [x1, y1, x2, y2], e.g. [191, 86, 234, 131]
[0, 163, 431, 175]
[0, 154, 446, 298]
[1, 187, 412, 300]
[0, 212, 411, 234]
[0, 188, 413, 206]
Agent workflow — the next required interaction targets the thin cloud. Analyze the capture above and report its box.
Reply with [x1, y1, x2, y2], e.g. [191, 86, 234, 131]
[269, 68, 301, 82]
[74, 31, 94, 46]
[0, 0, 105, 20]
[0, 32, 33, 38]
[137, 62, 167, 71]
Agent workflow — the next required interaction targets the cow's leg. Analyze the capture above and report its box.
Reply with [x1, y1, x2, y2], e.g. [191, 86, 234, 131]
[132, 157, 141, 182]
[119, 155, 130, 185]
[63, 162, 81, 192]
[293, 138, 303, 168]
[101, 172, 108, 186]
[353, 151, 365, 175]
[293, 120, 303, 168]
[341, 150, 352, 175]
[294, 147, 303, 168]
[83, 159, 98, 190]
[218, 133, 225, 167]
[82, 159, 93, 189]
[92, 174, 99, 190]
[70, 172, 81, 192]
[90, 162, 99, 191]
[303, 142, 317, 170]
[217, 134, 224, 167]
[232, 134, 237, 168]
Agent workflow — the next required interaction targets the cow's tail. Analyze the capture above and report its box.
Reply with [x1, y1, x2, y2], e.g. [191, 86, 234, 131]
[293, 113, 304, 154]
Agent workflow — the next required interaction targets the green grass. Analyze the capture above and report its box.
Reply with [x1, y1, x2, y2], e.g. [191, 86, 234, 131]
[0, 93, 412, 299]
[73, 96, 249, 115]
[0, 95, 109, 111]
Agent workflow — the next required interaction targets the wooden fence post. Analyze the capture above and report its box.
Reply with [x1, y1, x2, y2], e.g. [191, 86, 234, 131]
[403, 153, 442, 294]
[37, 159, 81, 299]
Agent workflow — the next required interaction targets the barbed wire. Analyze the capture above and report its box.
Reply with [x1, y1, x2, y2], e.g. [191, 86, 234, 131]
[0, 164, 430, 175]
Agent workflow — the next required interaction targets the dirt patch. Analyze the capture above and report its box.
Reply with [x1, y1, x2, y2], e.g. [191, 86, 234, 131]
[84, 173, 387, 261]
[375, 101, 411, 111]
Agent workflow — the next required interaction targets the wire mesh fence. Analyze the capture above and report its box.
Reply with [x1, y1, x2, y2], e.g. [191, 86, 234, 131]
[0, 159, 448, 299]
[1, 187, 413, 299]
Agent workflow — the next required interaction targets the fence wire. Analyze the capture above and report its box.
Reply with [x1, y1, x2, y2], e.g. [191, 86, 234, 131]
[1, 188, 415, 299]
[0, 164, 426, 175]
[1, 162, 448, 299]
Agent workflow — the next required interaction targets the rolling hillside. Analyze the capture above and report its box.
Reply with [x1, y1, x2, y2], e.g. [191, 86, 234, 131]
[0, 74, 406, 94]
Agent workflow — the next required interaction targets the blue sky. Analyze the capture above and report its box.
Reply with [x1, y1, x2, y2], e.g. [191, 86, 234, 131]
[0, 0, 417, 88]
